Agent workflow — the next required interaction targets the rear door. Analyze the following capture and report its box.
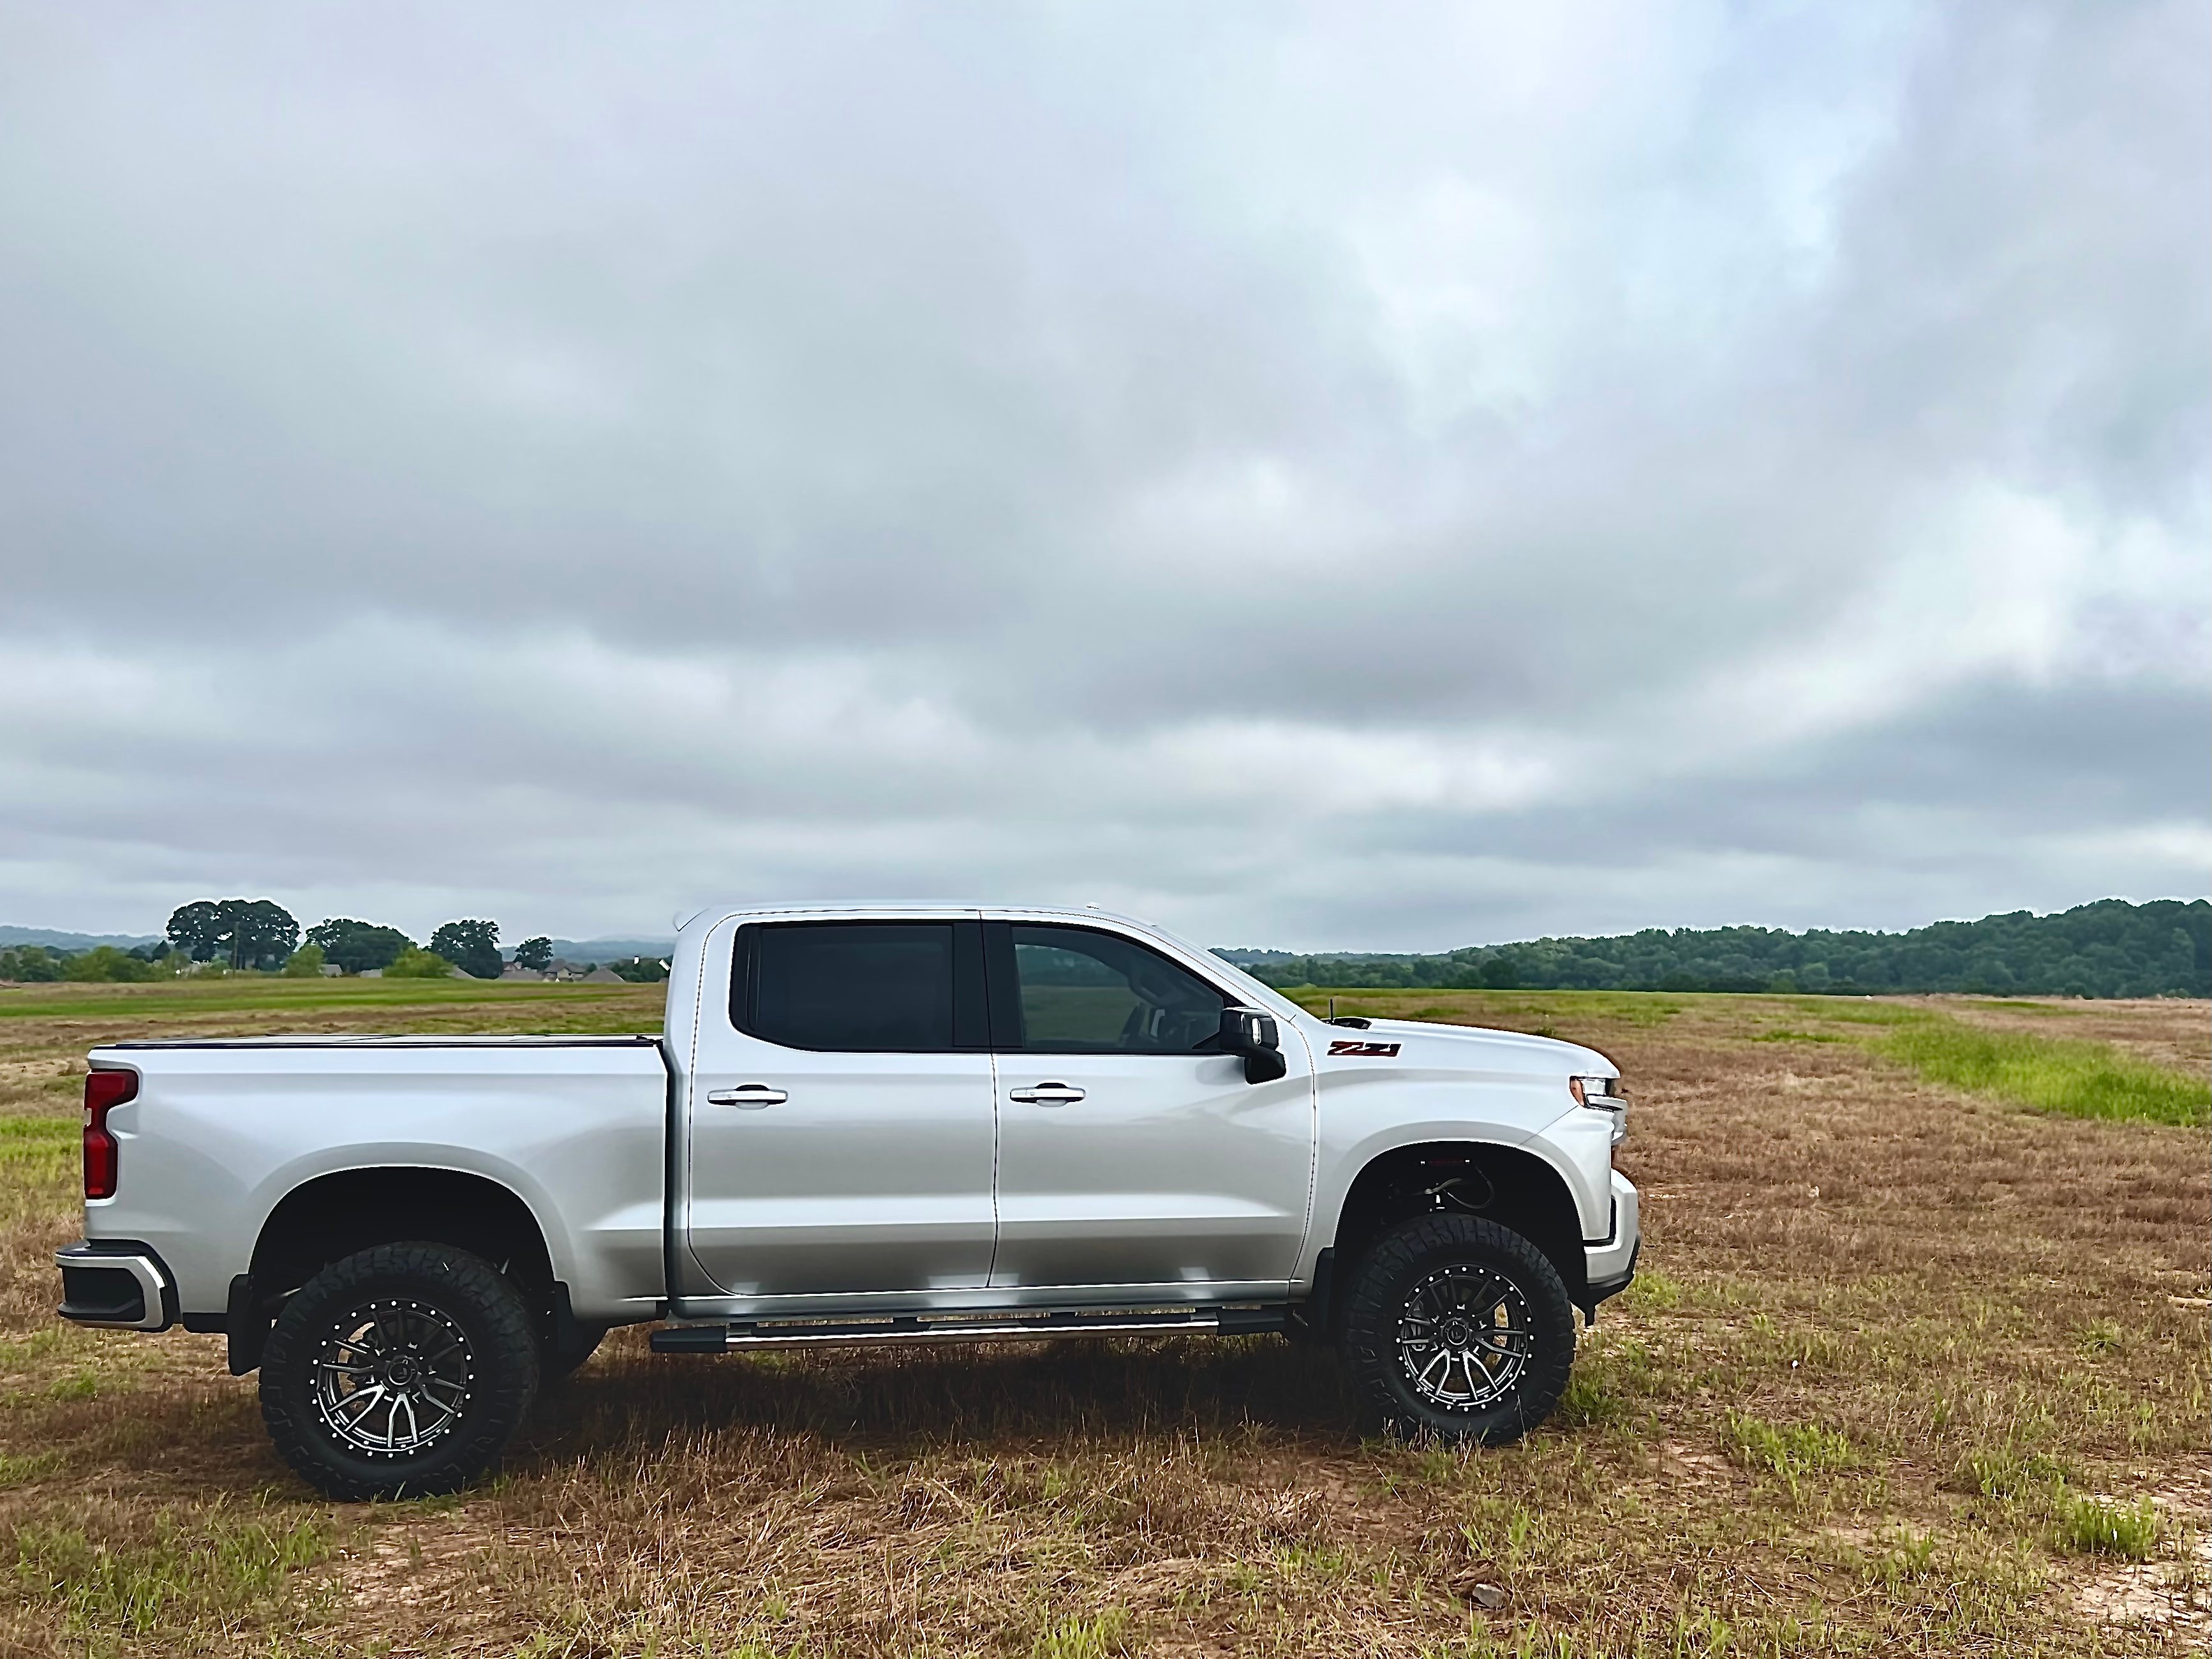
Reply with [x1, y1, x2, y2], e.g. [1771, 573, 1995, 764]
[683, 919, 998, 1302]
[985, 921, 1313, 1294]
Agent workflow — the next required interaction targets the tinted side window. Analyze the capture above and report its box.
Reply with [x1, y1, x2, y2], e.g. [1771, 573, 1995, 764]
[1008, 925, 1228, 1053]
[736, 923, 983, 1052]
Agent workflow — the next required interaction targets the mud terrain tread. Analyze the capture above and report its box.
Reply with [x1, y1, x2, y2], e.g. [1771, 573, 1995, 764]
[1340, 1212, 1576, 1445]
[259, 1241, 539, 1501]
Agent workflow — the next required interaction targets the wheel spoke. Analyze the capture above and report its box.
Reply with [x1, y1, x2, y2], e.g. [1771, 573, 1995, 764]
[338, 1383, 387, 1424]
[1442, 1353, 1477, 1406]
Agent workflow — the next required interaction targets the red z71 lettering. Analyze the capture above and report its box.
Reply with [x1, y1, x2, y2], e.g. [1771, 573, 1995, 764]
[1328, 1039, 1402, 1057]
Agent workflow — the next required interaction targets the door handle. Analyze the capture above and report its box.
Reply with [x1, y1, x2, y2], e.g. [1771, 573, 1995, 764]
[1009, 1083, 1085, 1105]
[706, 1084, 787, 1109]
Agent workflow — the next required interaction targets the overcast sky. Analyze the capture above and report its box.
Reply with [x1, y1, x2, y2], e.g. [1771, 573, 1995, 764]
[1, 3, 2205, 951]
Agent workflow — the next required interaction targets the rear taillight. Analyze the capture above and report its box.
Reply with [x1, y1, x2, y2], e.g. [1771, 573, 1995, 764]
[83, 1069, 137, 1200]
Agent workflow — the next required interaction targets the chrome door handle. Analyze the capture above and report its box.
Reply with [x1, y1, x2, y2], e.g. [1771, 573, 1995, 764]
[1009, 1083, 1085, 1105]
[706, 1084, 787, 1109]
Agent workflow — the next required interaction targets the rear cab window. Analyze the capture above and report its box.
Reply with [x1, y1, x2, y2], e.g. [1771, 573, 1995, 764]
[730, 921, 988, 1052]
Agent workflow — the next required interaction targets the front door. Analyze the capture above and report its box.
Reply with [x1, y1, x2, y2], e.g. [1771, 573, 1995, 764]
[683, 919, 997, 1303]
[986, 921, 1313, 1293]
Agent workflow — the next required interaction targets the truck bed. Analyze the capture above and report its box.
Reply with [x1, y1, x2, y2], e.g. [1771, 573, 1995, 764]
[86, 1033, 671, 1324]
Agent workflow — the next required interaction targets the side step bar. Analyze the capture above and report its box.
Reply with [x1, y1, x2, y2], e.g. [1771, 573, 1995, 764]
[651, 1304, 1288, 1354]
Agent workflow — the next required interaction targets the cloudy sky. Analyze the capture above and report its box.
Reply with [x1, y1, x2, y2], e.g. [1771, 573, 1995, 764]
[2, 2, 2205, 951]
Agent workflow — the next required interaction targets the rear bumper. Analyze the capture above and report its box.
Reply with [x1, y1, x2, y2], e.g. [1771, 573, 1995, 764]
[56, 1241, 175, 1332]
[1582, 1172, 1639, 1304]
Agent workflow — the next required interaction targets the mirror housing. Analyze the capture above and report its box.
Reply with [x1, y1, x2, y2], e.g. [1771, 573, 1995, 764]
[1221, 1006, 1288, 1084]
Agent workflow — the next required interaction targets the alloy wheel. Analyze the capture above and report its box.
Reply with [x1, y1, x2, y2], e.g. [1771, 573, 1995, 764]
[311, 1297, 476, 1458]
[1393, 1262, 1534, 1410]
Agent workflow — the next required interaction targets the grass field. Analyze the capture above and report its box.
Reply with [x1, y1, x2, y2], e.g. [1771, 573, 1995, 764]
[0, 978, 2203, 1655]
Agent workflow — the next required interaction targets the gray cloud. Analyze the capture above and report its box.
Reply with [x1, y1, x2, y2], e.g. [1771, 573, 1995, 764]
[1, 1, 2204, 948]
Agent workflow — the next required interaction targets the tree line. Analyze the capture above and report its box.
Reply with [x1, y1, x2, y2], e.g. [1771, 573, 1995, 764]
[1226, 898, 2212, 999]
[11, 895, 2204, 998]
[0, 899, 665, 983]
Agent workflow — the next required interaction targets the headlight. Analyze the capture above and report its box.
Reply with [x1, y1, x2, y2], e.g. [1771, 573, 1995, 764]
[1570, 1075, 1627, 1145]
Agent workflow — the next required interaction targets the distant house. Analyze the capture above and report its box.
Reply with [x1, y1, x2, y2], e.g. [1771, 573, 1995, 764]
[580, 965, 625, 984]
[499, 965, 544, 981]
[318, 964, 343, 977]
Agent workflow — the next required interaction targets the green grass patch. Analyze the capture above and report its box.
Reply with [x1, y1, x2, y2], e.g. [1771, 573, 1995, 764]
[0, 1452, 61, 1491]
[1783, 998, 1926, 1026]
[1970, 999, 2082, 1016]
[1621, 1267, 1682, 1313]
[1557, 1337, 1658, 1427]
[0, 1116, 76, 1168]
[1031, 1609, 1131, 1658]
[2051, 1489, 2160, 1558]
[1724, 1413, 1853, 1496]
[10, 1505, 331, 1637]
[1872, 1020, 2208, 1127]
[1950, 1443, 2070, 1499]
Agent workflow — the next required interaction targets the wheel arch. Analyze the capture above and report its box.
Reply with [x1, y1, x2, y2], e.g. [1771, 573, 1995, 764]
[237, 1166, 561, 1373]
[1325, 1140, 1587, 1318]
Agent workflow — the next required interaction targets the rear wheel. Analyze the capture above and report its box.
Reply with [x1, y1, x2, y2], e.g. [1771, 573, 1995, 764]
[259, 1242, 540, 1500]
[1341, 1214, 1574, 1445]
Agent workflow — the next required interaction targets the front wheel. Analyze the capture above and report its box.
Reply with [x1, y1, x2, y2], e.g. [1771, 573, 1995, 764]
[259, 1242, 540, 1500]
[1340, 1214, 1575, 1445]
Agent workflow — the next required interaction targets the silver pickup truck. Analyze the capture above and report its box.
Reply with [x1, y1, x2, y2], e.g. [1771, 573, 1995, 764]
[58, 904, 1638, 1498]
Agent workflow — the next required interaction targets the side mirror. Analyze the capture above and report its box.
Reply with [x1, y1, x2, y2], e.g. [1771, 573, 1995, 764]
[1221, 1006, 1288, 1084]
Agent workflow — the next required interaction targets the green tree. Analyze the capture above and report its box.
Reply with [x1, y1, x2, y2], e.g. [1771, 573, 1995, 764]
[1238, 898, 2212, 999]
[165, 900, 223, 962]
[428, 920, 501, 980]
[229, 900, 299, 969]
[384, 948, 454, 979]
[513, 936, 554, 973]
[283, 942, 327, 978]
[63, 946, 156, 983]
[305, 919, 414, 975]
[0, 946, 67, 982]
[166, 898, 299, 969]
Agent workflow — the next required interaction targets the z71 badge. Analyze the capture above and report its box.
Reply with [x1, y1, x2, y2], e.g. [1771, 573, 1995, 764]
[1328, 1039, 1402, 1057]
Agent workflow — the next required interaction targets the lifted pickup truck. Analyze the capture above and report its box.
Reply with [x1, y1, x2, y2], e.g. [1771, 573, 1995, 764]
[58, 905, 1638, 1498]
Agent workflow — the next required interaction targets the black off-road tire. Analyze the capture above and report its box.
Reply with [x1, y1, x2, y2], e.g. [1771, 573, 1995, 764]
[260, 1242, 540, 1501]
[1341, 1214, 1575, 1445]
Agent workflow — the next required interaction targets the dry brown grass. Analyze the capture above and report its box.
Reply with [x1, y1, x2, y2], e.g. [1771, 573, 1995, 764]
[0, 980, 2204, 1655]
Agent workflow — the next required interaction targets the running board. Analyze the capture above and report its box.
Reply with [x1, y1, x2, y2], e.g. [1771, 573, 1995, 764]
[651, 1304, 1288, 1354]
